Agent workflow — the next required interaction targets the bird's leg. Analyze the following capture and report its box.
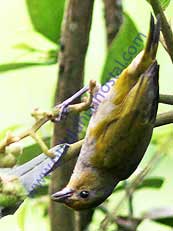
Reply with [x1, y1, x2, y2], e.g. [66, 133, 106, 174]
[53, 80, 96, 121]
[67, 80, 97, 113]
[28, 83, 94, 158]
[29, 81, 96, 157]
[56, 86, 89, 121]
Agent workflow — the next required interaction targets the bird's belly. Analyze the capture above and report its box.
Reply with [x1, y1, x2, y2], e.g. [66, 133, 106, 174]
[88, 111, 154, 180]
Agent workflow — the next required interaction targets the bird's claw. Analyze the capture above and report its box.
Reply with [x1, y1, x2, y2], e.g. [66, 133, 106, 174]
[52, 105, 69, 122]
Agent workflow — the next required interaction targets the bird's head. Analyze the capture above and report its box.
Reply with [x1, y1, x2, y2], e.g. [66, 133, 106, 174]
[51, 168, 119, 210]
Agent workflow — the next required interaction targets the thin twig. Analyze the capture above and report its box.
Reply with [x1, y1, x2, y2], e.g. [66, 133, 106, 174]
[155, 111, 173, 127]
[149, 0, 173, 62]
[159, 94, 173, 105]
[0, 117, 49, 153]
[0, 83, 95, 157]
[124, 181, 134, 219]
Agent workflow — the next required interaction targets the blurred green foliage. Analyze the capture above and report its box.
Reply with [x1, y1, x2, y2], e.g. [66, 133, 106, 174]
[0, 0, 173, 231]
[146, 0, 171, 10]
[101, 13, 144, 84]
[26, 0, 65, 43]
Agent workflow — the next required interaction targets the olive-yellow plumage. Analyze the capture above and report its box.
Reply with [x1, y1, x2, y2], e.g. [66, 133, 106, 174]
[51, 15, 160, 210]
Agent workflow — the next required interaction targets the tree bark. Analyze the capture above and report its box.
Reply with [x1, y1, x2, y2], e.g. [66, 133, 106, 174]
[75, 209, 95, 231]
[103, 0, 123, 46]
[49, 1, 94, 231]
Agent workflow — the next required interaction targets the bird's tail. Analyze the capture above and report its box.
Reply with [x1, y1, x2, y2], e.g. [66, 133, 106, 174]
[133, 61, 160, 123]
[144, 14, 161, 60]
[127, 14, 160, 77]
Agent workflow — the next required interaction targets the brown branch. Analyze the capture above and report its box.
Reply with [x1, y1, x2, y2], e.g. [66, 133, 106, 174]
[98, 205, 141, 231]
[149, 0, 173, 62]
[49, 1, 95, 231]
[103, 0, 123, 46]
[155, 111, 173, 127]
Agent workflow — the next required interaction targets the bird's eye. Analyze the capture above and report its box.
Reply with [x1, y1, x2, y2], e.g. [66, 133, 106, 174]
[79, 191, 89, 199]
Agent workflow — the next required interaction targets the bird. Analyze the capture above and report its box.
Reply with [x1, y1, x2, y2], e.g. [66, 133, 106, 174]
[51, 15, 161, 210]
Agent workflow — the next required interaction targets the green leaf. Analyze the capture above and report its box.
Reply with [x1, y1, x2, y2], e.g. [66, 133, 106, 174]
[146, 0, 171, 10]
[114, 177, 164, 192]
[13, 43, 58, 56]
[143, 207, 173, 227]
[159, 0, 171, 9]
[0, 61, 56, 73]
[26, 0, 66, 43]
[32, 184, 48, 197]
[13, 43, 40, 52]
[18, 137, 50, 165]
[0, 125, 22, 140]
[101, 13, 145, 84]
[16, 201, 28, 231]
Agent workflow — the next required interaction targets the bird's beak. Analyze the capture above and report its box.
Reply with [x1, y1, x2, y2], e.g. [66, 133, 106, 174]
[51, 188, 74, 202]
